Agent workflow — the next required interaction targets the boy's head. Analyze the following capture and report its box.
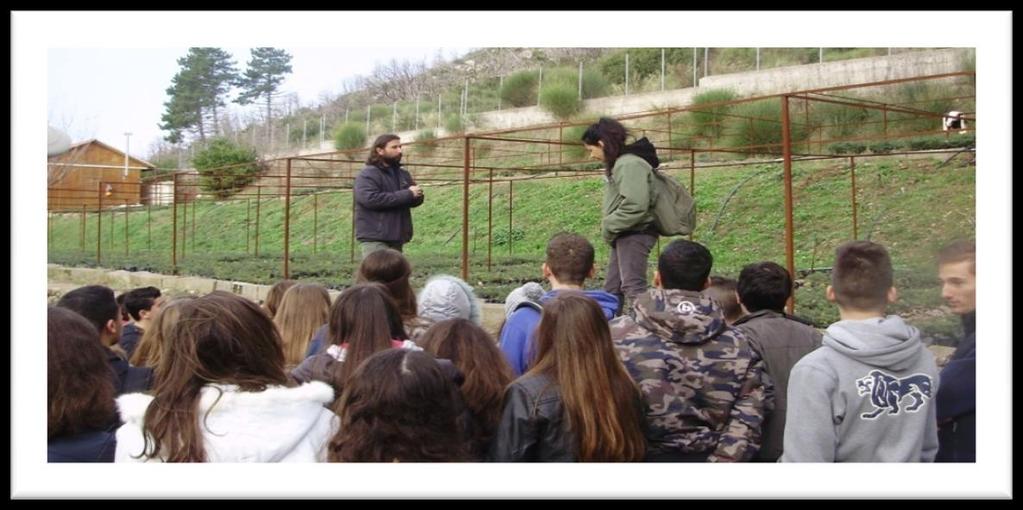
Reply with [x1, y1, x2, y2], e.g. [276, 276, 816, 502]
[543, 232, 595, 287]
[703, 276, 742, 324]
[655, 239, 713, 291]
[737, 261, 793, 313]
[937, 240, 976, 316]
[123, 286, 163, 323]
[828, 241, 896, 314]
[56, 284, 122, 346]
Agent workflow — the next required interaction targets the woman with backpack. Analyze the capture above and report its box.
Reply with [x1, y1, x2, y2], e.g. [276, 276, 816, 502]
[581, 117, 662, 315]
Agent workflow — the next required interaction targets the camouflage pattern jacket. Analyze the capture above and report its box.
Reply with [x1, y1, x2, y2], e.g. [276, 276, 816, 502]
[610, 288, 773, 462]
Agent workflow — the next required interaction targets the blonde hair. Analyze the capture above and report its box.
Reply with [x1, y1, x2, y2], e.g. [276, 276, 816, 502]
[273, 284, 331, 368]
[130, 296, 195, 369]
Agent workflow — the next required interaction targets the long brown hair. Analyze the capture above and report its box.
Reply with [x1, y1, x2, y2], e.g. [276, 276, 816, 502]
[130, 296, 195, 369]
[527, 293, 646, 461]
[581, 117, 628, 178]
[329, 283, 407, 390]
[262, 279, 297, 317]
[328, 349, 470, 462]
[48, 307, 116, 438]
[356, 249, 418, 320]
[417, 318, 513, 457]
[140, 291, 289, 462]
[366, 133, 401, 168]
[273, 283, 331, 369]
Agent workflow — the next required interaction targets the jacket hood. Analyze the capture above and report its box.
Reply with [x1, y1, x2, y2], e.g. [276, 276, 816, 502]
[116, 381, 335, 462]
[418, 274, 482, 325]
[540, 289, 620, 320]
[504, 281, 546, 318]
[823, 315, 925, 371]
[622, 137, 660, 169]
[631, 288, 727, 344]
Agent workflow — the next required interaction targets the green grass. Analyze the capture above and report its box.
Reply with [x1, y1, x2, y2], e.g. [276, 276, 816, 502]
[49, 153, 974, 341]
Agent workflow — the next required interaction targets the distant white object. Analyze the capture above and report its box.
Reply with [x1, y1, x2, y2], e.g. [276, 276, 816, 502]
[942, 111, 967, 132]
[47, 126, 72, 156]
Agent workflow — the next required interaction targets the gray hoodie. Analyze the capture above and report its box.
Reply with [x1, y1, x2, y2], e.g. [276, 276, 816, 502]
[781, 315, 939, 462]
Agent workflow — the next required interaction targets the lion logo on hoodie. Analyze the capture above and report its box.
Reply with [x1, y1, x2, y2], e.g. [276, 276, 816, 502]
[855, 370, 933, 420]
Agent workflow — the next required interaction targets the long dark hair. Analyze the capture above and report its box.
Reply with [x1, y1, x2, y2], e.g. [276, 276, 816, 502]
[47, 307, 116, 439]
[329, 283, 408, 390]
[417, 318, 513, 457]
[366, 134, 401, 168]
[581, 117, 628, 177]
[140, 291, 289, 462]
[356, 248, 418, 321]
[328, 349, 471, 462]
[527, 293, 647, 462]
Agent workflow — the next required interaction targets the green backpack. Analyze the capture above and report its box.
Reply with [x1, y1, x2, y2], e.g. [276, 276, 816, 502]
[650, 167, 696, 236]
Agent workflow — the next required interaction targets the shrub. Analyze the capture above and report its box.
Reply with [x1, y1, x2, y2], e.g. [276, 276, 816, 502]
[539, 83, 582, 120]
[414, 129, 437, 155]
[444, 113, 464, 134]
[500, 69, 540, 108]
[688, 89, 738, 140]
[192, 138, 263, 199]
[333, 122, 367, 151]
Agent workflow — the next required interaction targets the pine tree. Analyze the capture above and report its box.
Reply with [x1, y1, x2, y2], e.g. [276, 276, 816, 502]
[235, 48, 293, 146]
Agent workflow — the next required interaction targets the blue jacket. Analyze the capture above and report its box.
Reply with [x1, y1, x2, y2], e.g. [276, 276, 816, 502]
[498, 289, 619, 377]
[48, 429, 116, 462]
[936, 312, 976, 462]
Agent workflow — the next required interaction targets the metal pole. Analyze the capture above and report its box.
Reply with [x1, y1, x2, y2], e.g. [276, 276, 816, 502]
[488, 167, 493, 272]
[47, 212, 52, 245]
[181, 196, 186, 259]
[283, 158, 292, 279]
[97, 182, 103, 264]
[850, 156, 859, 240]
[625, 53, 629, 96]
[147, 203, 151, 250]
[124, 206, 129, 256]
[350, 191, 356, 263]
[109, 209, 113, 251]
[781, 95, 796, 314]
[693, 48, 698, 86]
[498, 76, 503, 110]
[123, 132, 132, 177]
[819, 48, 824, 64]
[704, 48, 709, 77]
[80, 205, 86, 251]
[392, 102, 397, 132]
[579, 61, 584, 99]
[461, 136, 471, 281]
[508, 180, 514, 256]
[667, 111, 673, 159]
[690, 150, 696, 241]
[366, 106, 371, 136]
[661, 48, 665, 91]
[171, 174, 178, 271]
[246, 199, 251, 254]
[415, 96, 420, 130]
[303, 119, 307, 149]
[191, 199, 195, 253]
[438, 95, 442, 129]
[255, 186, 261, 256]
[313, 193, 319, 254]
[537, 67, 543, 106]
[756, 48, 760, 71]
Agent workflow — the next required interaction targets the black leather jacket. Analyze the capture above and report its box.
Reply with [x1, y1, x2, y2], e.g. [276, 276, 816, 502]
[488, 373, 576, 462]
[353, 163, 424, 243]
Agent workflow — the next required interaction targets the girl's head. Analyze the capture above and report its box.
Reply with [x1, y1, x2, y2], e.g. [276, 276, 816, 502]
[273, 283, 331, 368]
[130, 295, 195, 369]
[48, 307, 116, 439]
[328, 349, 469, 462]
[328, 283, 407, 388]
[356, 249, 417, 320]
[581, 117, 628, 174]
[263, 279, 298, 317]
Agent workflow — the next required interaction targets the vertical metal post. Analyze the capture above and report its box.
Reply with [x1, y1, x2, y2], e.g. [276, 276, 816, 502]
[624, 53, 629, 96]
[693, 48, 698, 86]
[883, 105, 889, 139]
[497, 76, 503, 111]
[313, 193, 318, 254]
[461, 136, 471, 281]
[350, 191, 356, 263]
[667, 111, 673, 158]
[756, 47, 760, 71]
[124, 206, 129, 256]
[661, 48, 665, 91]
[850, 156, 859, 240]
[392, 102, 397, 131]
[147, 203, 152, 250]
[508, 180, 514, 256]
[578, 62, 584, 99]
[255, 186, 262, 256]
[97, 182, 103, 264]
[704, 48, 709, 77]
[80, 205, 86, 251]
[245, 199, 251, 254]
[488, 168, 493, 272]
[108, 209, 113, 250]
[191, 199, 195, 252]
[537, 67, 543, 106]
[283, 158, 292, 279]
[558, 124, 564, 166]
[415, 96, 420, 130]
[781, 95, 796, 314]
[689, 150, 696, 241]
[303, 119, 307, 149]
[171, 174, 178, 271]
[47, 212, 52, 245]
[181, 197, 187, 259]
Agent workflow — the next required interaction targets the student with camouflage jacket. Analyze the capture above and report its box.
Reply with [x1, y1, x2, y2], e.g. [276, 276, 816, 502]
[610, 240, 772, 462]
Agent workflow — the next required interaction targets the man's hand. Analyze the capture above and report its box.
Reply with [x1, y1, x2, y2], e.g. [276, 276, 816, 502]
[409, 185, 424, 198]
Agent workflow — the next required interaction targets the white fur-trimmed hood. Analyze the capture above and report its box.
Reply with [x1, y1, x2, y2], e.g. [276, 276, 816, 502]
[115, 381, 337, 462]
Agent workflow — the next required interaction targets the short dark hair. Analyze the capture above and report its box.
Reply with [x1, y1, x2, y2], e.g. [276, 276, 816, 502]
[545, 232, 595, 286]
[56, 285, 118, 334]
[657, 240, 713, 291]
[737, 262, 792, 313]
[937, 240, 975, 274]
[831, 240, 893, 311]
[704, 276, 742, 322]
[124, 286, 162, 321]
[366, 134, 401, 168]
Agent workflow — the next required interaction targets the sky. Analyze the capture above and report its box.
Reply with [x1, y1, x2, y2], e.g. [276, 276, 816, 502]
[48, 46, 472, 158]
[15, 11, 1014, 499]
